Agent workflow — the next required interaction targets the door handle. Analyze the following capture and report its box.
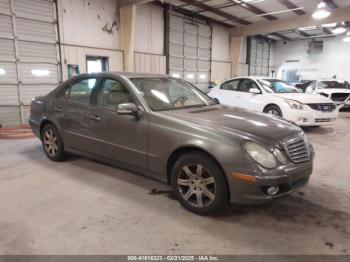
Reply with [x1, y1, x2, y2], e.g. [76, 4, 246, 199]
[53, 107, 63, 113]
[89, 114, 101, 121]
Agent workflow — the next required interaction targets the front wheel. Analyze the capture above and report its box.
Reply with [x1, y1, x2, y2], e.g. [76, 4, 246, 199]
[264, 105, 283, 117]
[41, 124, 65, 161]
[171, 152, 229, 215]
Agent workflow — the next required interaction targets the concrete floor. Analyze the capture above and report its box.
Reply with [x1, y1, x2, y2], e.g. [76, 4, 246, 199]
[0, 113, 349, 255]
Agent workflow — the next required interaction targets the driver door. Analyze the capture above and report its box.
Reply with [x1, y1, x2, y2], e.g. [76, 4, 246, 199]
[88, 77, 148, 169]
[236, 79, 264, 112]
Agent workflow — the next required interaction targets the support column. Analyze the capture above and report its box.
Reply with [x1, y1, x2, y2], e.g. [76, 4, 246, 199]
[230, 36, 243, 77]
[120, 5, 136, 72]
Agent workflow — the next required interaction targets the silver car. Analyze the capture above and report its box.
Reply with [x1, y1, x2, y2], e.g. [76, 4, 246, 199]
[29, 72, 314, 215]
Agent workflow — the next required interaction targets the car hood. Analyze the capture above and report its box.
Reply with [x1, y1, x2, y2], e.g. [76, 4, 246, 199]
[160, 105, 301, 144]
[271, 93, 332, 104]
[317, 88, 350, 94]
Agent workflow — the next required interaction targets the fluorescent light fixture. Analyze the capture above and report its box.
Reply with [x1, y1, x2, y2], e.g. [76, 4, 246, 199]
[331, 26, 347, 34]
[0, 68, 5, 75]
[199, 74, 206, 80]
[172, 73, 180, 78]
[31, 69, 50, 76]
[312, 1, 331, 19]
[343, 32, 350, 42]
[298, 26, 317, 31]
[321, 23, 337, 28]
[186, 73, 194, 79]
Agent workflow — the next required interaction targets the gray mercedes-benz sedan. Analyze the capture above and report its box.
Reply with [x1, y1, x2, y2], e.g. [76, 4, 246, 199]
[29, 72, 314, 215]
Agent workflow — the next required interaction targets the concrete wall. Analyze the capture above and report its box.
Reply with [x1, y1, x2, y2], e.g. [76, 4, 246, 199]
[57, 0, 123, 80]
[273, 35, 350, 81]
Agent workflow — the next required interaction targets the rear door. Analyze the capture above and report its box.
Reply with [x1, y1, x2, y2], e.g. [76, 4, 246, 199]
[52, 76, 98, 152]
[88, 77, 148, 169]
[236, 79, 264, 111]
[215, 79, 240, 106]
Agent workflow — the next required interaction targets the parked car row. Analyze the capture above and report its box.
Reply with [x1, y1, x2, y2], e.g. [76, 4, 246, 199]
[296, 79, 350, 110]
[30, 72, 315, 215]
[208, 76, 341, 127]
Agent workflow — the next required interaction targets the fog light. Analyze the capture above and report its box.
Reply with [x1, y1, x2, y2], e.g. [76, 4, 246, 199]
[267, 186, 279, 195]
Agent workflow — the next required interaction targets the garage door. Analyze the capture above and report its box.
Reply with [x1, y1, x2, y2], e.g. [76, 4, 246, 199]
[0, 0, 60, 126]
[168, 14, 212, 91]
[249, 37, 270, 77]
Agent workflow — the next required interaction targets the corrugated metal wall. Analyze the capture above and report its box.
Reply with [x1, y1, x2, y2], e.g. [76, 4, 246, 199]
[134, 52, 166, 75]
[168, 13, 212, 91]
[0, 0, 60, 126]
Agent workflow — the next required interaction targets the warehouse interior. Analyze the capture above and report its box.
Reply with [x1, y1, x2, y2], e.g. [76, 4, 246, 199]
[0, 0, 350, 258]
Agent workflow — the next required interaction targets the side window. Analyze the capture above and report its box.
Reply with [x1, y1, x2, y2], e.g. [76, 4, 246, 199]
[238, 79, 259, 93]
[96, 78, 133, 109]
[220, 80, 239, 91]
[57, 78, 97, 104]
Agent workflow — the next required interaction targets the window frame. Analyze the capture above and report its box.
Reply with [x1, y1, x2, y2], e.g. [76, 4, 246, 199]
[91, 76, 143, 111]
[56, 76, 100, 105]
[237, 78, 261, 93]
[220, 79, 240, 91]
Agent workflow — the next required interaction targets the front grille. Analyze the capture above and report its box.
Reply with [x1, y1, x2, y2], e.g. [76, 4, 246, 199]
[307, 103, 336, 112]
[315, 118, 332, 123]
[331, 93, 350, 102]
[283, 137, 310, 163]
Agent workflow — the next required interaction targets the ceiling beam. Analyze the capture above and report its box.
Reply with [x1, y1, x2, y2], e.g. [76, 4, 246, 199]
[232, 0, 278, 21]
[295, 29, 312, 37]
[321, 27, 333, 35]
[177, 0, 252, 25]
[119, 0, 153, 7]
[276, 0, 306, 16]
[324, 0, 338, 9]
[270, 32, 291, 41]
[231, 6, 350, 36]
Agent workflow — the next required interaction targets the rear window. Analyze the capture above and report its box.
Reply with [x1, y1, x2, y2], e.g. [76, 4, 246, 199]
[319, 81, 350, 89]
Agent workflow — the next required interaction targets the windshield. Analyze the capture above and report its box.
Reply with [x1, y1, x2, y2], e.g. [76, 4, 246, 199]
[130, 78, 215, 111]
[319, 81, 350, 89]
[258, 79, 301, 93]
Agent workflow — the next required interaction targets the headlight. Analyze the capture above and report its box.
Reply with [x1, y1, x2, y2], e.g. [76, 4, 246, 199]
[244, 141, 276, 169]
[285, 100, 304, 110]
[273, 148, 287, 164]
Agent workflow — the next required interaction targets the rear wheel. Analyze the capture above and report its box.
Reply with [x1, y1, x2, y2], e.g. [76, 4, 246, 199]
[41, 124, 65, 161]
[264, 105, 283, 117]
[171, 152, 229, 215]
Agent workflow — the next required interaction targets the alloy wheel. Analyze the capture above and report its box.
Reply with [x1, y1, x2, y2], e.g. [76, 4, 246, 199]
[43, 129, 58, 157]
[268, 109, 279, 116]
[177, 164, 216, 208]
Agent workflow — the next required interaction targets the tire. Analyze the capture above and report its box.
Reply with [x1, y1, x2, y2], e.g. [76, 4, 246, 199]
[264, 105, 283, 117]
[170, 152, 229, 215]
[41, 123, 65, 161]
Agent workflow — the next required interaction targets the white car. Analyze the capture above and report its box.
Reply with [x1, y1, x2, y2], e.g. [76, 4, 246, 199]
[208, 77, 339, 126]
[303, 79, 350, 110]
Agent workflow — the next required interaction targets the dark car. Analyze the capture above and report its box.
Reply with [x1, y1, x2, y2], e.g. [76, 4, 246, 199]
[29, 72, 314, 215]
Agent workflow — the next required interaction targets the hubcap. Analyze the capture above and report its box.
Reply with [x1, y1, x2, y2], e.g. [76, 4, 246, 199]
[43, 129, 58, 157]
[177, 164, 216, 208]
[268, 109, 279, 116]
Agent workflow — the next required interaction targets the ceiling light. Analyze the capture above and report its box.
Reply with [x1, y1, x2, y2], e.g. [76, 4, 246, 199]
[172, 73, 180, 78]
[321, 23, 337, 28]
[186, 74, 194, 79]
[331, 26, 347, 34]
[312, 1, 331, 19]
[343, 32, 350, 42]
[0, 68, 5, 75]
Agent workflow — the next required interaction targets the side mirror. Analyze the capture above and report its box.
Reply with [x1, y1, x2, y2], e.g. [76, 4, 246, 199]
[117, 103, 138, 116]
[249, 88, 261, 94]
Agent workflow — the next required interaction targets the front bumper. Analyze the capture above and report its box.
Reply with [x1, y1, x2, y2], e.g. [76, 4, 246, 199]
[224, 145, 314, 204]
[283, 107, 338, 126]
